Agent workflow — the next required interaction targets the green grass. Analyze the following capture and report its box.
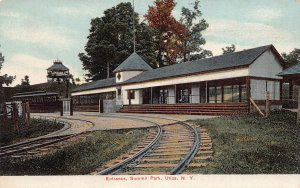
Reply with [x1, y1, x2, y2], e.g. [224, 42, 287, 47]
[0, 118, 64, 146]
[0, 128, 148, 175]
[191, 110, 300, 174]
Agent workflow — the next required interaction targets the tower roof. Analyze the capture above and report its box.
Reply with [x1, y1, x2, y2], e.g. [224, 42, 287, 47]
[113, 52, 153, 73]
[47, 60, 69, 71]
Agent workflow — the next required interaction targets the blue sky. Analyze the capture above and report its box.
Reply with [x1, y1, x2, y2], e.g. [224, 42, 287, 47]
[0, 0, 299, 86]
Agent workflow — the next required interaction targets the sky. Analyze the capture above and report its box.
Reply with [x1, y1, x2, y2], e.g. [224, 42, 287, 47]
[0, 0, 300, 86]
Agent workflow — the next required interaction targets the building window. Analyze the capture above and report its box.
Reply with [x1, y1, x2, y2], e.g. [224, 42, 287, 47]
[117, 73, 121, 80]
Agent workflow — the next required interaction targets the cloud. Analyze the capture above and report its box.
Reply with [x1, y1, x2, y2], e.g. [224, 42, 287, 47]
[205, 19, 292, 47]
[0, 11, 21, 18]
[203, 42, 251, 56]
[1, 54, 82, 86]
[55, 6, 98, 17]
[1, 24, 74, 48]
[1, 54, 50, 86]
[248, 7, 282, 21]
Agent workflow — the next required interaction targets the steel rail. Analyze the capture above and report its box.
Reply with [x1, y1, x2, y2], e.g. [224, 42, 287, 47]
[83, 113, 200, 175]
[96, 116, 163, 175]
[0, 117, 95, 159]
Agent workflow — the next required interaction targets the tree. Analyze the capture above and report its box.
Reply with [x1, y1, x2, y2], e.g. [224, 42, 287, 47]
[282, 48, 300, 67]
[21, 75, 30, 86]
[0, 47, 15, 87]
[0, 46, 15, 125]
[222, 44, 236, 54]
[180, 0, 212, 62]
[145, 0, 187, 67]
[79, 2, 156, 81]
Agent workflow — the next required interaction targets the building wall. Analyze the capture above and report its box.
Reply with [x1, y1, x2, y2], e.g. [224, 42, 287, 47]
[251, 79, 281, 100]
[249, 49, 283, 79]
[122, 68, 249, 90]
[116, 71, 143, 83]
[122, 89, 143, 105]
[167, 86, 176, 104]
[191, 84, 200, 104]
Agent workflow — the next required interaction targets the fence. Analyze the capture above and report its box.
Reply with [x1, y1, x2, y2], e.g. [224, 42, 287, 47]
[0, 102, 31, 135]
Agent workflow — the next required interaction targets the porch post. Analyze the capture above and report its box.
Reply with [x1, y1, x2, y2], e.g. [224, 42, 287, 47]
[289, 81, 293, 100]
[205, 81, 208, 103]
[246, 77, 251, 112]
[174, 84, 177, 104]
[221, 85, 224, 103]
[280, 81, 283, 101]
[150, 87, 153, 104]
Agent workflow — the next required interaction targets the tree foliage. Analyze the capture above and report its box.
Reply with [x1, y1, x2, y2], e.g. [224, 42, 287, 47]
[222, 44, 236, 54]
[282, 48, 300, 67]
[79, 2, 156, 81]
[180, 0, 211, 62]
[145, 0, 187, 67]
[0, 47, 15, 87]
[21, 75, 30, 86]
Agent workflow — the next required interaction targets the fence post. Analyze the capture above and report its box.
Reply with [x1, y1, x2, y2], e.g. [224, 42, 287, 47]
[297, 89, 300, 125]
[26, 102, 30, 127]
[13, 103, 20, 134]
[266, 91, 270, 118]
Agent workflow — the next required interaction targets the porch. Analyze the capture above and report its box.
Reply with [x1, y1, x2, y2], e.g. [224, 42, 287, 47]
[121, 76, 282, 115]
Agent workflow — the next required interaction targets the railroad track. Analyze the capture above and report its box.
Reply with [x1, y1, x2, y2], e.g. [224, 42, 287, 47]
[89, 114, 201, 175]
[0, 118, 95, 161]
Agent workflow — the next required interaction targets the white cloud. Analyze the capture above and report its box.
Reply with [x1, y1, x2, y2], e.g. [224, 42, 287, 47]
[0, 11, 21, 18]
[203, 19, 296, 52]
[1, 25, 74, 48]
[249, 7, 282, 21]
[1, 54, 50, 86]
[1, 54, 82, 86]
[203, 42, 251, 56]
[55, 6, 98, 17]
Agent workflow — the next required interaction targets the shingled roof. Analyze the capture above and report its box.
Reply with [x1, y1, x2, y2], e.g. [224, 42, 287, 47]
[277, 63, 300, 76]
[47, 61, 69, 71]
[122, 45, 281, 85]
[72, 45, 284, 93]
[72, 77, 116, 92]
[113, 52, 153, 73]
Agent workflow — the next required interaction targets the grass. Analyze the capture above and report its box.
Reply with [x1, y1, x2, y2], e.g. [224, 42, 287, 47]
[190, 110, 300, 174]
[0, 118, 64, 146]
[0, 128, 148, 175]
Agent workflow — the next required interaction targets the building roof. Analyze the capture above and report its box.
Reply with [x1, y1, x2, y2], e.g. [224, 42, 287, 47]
[277, 63, 300, 77]
[122, 45, 281, 85]
[72, 77, 116, 92]
[72, 45, 284, 94]
[12, 91, 59, 99]
[47, 61, 69, 71]
[113, 52, 153, 73]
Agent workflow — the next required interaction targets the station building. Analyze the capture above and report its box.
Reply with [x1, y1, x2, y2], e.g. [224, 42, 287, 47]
[71, 45, 285, 115]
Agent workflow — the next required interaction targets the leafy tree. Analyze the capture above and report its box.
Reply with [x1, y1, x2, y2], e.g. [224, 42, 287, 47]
[222, 44, 236, 54]
[145, 0, 187, 67]
[21, 75, 30, 86]
[180, 0, 212, 62]
[79, 2, 156, 81]
[0, 46, 15, 117]
[0, 48, 15, 87]
[282, 48, 300, 67]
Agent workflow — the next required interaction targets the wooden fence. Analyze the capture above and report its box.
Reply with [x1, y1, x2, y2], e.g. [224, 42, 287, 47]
[0, 102, 31, 135]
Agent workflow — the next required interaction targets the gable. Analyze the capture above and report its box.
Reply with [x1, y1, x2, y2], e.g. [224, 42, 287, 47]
[249, 49, 283, 79]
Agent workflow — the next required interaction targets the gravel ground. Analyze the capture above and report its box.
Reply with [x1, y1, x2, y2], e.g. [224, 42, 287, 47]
[33, 112, 215, 134]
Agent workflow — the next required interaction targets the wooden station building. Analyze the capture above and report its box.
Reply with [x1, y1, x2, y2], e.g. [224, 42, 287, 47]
[71, 45, 285, 115]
